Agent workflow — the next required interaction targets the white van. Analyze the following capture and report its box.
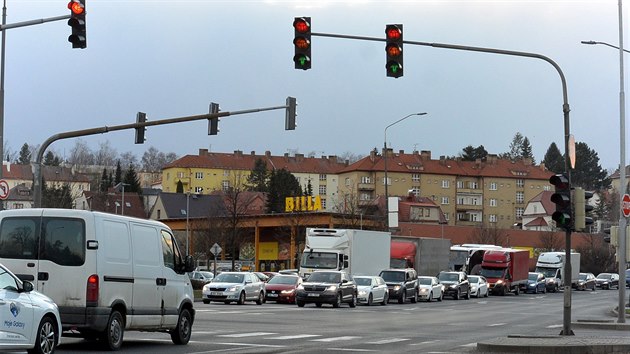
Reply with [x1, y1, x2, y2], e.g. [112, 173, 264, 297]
[0, 209, 196, 350]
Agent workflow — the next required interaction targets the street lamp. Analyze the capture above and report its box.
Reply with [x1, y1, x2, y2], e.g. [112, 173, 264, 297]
[581, 3, 627, 322]
[383, 112, 427, 229]
[114, 182, 129, 216]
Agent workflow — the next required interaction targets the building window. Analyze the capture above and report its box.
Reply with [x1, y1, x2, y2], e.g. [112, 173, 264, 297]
[444, 213, 449, 221]
[516, 179, 524, 188]
[321, 198, 326, 209]
[441, 196, 449, 205]
[319, 185, 327, 195]
[469, 181, 478, 189]
[345, 178, 351, 186]
[359, 192, 371, 201]
[222, 180, 230, 192]
[457, 180, 464, 188]
[411, 186, 420, 196]
[195, 172, 203, 179]
[441, 180, 450, 188]
[470, 213, 480, 222]
[412, 173, 420, 182]
[516, 191, 524, 204]
[515, 207, 524, 219]
[383, 177, 391, 186]
[319, 174, 327, 181]
[490, 198, 497, 207]
[489, 214, 497, 223]
[361, 176, 371, 184]
[223, 170, 230, 177]
[195, 186, 203, 193]
[177, 172, 185, 178]
[489, 182, 497, 191]
[543, 185, 551, 191]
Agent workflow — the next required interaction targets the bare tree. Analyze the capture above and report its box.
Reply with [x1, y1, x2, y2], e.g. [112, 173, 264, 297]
[537, 231, 563, 252]
[576, 233, 616, 275]
[67, 139, 95, 168]
[470, 222, 508, 246]
[119, 151, 138, 168]
[141, 146, 179, 173]
[94, 141, 118, 167]
[332, 182, 375, 229]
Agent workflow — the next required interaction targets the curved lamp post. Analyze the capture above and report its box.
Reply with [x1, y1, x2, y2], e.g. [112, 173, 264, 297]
[384, 112, 427, 229]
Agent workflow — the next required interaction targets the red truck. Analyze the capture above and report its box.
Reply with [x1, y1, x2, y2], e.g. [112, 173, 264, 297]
[389, 238, 451, 276]
[480, 248, 529, 296]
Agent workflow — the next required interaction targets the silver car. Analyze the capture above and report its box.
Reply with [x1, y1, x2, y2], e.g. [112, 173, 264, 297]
[418, 276, 444, 302]
[202, 272, 265, 305]
[354, 276, 389, 306]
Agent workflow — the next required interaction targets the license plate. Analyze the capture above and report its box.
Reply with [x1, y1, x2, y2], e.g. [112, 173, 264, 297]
[210, 292, 223, 296]
[268, 293, 278, 297]
[308, 293, 320, 297]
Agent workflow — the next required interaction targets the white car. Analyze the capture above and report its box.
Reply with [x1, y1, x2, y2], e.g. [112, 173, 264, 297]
[468, 275, 489, 298]
[0, 263, 61, 354]
[417, 276, 443, 302]
[202, 272, 265, 305]
[354, 276, 388, 305]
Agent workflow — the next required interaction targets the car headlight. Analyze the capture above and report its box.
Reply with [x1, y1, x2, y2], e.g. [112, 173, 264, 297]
[281, 289, 295, 294]
[471, 286, 477, 291]
[358, 290, 368, 296]
[326, 285, 338, 292]
[203, 284, 210, 291]
[496, 280, 504, 285]
[547, 279, 556, 284]
[393, 285, 401, 291]
[449, 284, 458, 289]
[297, 284, 304, 290]
[227, 286, 239, 292]
[419, 288, 428, 293]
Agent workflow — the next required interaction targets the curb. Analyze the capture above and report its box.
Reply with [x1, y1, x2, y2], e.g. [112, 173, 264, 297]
[476, 336, 630, 354]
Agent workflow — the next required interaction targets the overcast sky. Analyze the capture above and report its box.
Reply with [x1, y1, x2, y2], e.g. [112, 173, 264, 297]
[4, 0, 627, 171]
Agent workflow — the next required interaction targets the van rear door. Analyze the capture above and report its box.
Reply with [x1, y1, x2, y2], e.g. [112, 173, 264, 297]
[130, 222, 163, 327]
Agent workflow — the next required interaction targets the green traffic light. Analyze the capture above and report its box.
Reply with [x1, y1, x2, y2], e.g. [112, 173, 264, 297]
[294, 54, 310, 70]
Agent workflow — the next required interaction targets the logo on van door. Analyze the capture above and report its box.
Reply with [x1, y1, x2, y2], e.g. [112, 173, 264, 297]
[10, 302, 20, 317]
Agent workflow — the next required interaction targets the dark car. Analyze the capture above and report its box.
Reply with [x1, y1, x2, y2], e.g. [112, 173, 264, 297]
[379, 268, 418, 304]
[595, 273, 619, 290]
[265, 274, 302, 303]
[574, 272, 596, 291]
[295, 270, 357, 308]
[525, 272, 547, 294]
[438, 271, 470, 300]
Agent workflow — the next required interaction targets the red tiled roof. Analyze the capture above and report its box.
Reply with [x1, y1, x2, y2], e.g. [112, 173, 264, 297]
[164, 150, 348, 174]
[529, 190, 555, 214]
[524, 217, 548, 227]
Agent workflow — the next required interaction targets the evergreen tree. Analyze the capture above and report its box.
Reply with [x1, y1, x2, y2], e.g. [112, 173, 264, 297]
[542, 142, 564, 174]
[571, 142, 610, 191]
[266, 168, 302, 213]
[18, 143, 31, 164]
[176, 180, 184, 193]
[507, 132, 524, 160]
[43, 151, 61, 166]
[521, 137, 535, 164]
[99, 168, 111, 192]
[460, 145, 487, 161]
[305, 179, 313, 196]
[247, 158, 269, 192]
[123, 164, 142, 193]
[114, 161, 122, 185]
[41, 177, 73, 209]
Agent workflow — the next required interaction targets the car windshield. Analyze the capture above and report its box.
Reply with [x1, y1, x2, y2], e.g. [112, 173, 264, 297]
[597, 274, 612, 280]
[480, 268, 505, 279]
[536, 268, 558, 278]
[300, 252, 338, 269]
[579, 274, 588, 280]
[438, 272, 459, 282]
[418, 278, 432, 285]
[213, 273, 244, 283]
[354, 277, 372, 286]
[528, 273, 539, 281]
[468, 276, 479, 284]
[308, 272, 341, 283]
[267, 275, 298, 285]
[380, 271, 405, 282]
[200, 272, 213, 278]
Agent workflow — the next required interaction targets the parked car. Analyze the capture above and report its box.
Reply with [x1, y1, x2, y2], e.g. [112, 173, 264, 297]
[525, 272, 547, 294]
[295, 270, 357, 308]
[438, 271, 470, 300]
[189, 270, 214, 289]
[379, 268, 418, 304]
[574, 272, 596, 291]
[202, 272, 265, 305]
[417, 276, 444, 302]
[0, 263, 62, 354]
[354, 275, 389, 305]
[468, 275, 488, 298]
[595, 272, 620, 290]
[264, 274, 302, 303]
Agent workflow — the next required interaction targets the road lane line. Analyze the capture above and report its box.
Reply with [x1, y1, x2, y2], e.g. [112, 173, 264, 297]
[218, 332, 277, 337]
[367, 338, 411, 344]
[267, 334, 322, 340]
[487, 323, 507, 327]
[311, 336, 361, 342]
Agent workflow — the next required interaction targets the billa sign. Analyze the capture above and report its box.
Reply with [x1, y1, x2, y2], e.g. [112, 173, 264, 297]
[285, 195, 322, 212]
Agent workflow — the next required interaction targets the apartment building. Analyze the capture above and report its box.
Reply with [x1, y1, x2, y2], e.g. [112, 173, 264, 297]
[338, 149, 553, 229]
[161, 149, 349, 211]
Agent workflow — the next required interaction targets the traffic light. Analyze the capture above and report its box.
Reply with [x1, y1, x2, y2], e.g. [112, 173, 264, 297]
[67, 0, 87, 49]
[549, 173, 571, 230]
[208, 102, 219, 135]
[573, 187, 594, 231]
[293, 17, 311, 70]
[285, 97, 296, 130]
[385, 24, 403, 78]
[135, 112, 146, 144]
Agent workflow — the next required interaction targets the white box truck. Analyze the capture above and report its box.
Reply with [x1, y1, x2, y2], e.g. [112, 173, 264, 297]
[535, 251, 580, 292]
[299, 228, 390, 279]
[0, 209, 196, 350]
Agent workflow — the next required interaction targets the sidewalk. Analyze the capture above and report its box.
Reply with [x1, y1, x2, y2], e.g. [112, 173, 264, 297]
[475, 309, 630, 353]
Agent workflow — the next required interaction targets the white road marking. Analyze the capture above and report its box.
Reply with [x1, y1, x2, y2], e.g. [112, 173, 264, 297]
[327, 348, 376, 352]
[311, 336, 361, 342]
[218, 332, 277, 337]
[367, 338, 411, 344]
[461, 342, 477, 347]
[487, 323, 507, 327]
[267, 334, 322, 340]
[410, 340, 440, 346]
[547, 324, 563, 328]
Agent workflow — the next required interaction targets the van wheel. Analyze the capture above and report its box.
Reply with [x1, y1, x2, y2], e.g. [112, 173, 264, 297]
[170, 308, 192, 345]
[101, 310, 124, 351]
[256, 292, 264, 305]
[27, 316, 57, 354]
[237, 291, 246, 305]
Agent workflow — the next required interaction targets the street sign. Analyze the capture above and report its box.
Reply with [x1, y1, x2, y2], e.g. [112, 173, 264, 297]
[0, 179, 9, 200]
[623, 194, 630, 218]
[210, 243, 222, 256]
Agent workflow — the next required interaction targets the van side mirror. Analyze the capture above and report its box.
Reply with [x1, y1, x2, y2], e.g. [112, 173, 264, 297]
[184, 255, 195, 273]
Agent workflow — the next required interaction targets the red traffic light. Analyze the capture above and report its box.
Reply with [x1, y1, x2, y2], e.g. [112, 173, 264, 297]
[386, 26, 402, 40]
[68, 0, 84, 15]
[293, 18, 310, 33]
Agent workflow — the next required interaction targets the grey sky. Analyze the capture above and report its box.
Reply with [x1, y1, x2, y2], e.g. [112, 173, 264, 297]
[5, 0, 625, 170]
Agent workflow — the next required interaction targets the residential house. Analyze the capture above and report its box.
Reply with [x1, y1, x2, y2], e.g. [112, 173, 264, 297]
[75, 190, 146, 218]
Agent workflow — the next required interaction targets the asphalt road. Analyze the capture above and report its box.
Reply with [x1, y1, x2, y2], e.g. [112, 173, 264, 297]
[53, 287, 621, 354]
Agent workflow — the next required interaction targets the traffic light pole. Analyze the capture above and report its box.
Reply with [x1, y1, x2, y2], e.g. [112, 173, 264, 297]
[311, 30, 575, 334]
[32, 99, 296, 208]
